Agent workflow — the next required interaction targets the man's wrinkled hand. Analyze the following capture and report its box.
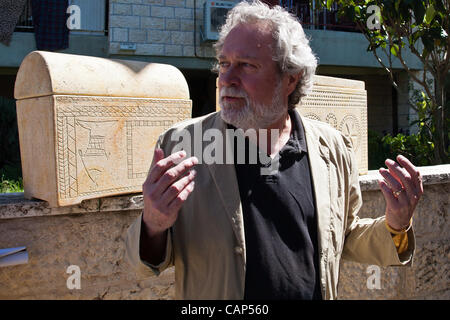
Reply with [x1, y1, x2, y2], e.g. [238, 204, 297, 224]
[142, 148, 198, 237]
[378, 155, 423, 232]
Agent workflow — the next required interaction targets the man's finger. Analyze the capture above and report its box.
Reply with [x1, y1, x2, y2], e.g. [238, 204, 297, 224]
[156, 156, 198, 194]
[396, 155, 423, 193]
[159, 169, 197, 206]
[148, 150, 187, 184]
[379, 168, 403, 193]
[168, 180, 196, 213]
[378, 179, 397, 209]
[385, 158, 415, 197]
[150, 148, 165, 170]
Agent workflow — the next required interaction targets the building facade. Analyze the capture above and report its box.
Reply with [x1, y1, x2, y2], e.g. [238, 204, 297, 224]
[0, 0, 423, 134]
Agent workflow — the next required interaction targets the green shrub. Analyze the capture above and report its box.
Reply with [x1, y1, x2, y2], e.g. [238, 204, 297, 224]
[368, 129, 435, 170]
[0, 176, 23, 193]
[0, 96, 22, 183]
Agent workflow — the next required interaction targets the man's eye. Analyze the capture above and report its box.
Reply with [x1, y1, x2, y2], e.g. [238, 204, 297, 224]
[241, 63, 256, 69]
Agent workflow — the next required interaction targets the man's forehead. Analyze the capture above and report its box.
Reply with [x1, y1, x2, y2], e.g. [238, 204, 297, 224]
[219, 22, 274, 58]
[218, 53, 260, 60]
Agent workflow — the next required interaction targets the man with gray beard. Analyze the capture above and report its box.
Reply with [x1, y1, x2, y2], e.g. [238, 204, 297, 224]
[126, 0, 423, 300]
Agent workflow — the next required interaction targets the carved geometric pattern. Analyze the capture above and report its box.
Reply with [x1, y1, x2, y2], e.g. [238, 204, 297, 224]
[304, 113, 321, 122]
[339, 114, 360, 152]
[126, 119, 174, 179]
[55, 96, 191, 200]
[325, 113, 338, 129]
[302, 88, 367, 108]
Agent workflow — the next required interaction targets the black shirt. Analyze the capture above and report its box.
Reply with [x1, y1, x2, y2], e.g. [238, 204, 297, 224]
[232, 110, 322, 300]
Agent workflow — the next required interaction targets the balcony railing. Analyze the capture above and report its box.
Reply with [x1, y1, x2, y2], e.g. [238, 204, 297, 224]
[15, 0, 33, 32]
[276, 0, 359, 32]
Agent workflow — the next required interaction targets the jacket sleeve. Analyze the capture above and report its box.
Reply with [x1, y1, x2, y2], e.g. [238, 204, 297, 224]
[124, 212, 174, 277]
[340, 134, 415, 267]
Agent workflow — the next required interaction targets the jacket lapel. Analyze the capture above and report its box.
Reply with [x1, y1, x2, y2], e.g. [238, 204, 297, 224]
[301, 114, 331, 299]
[205, 114, 246, 263]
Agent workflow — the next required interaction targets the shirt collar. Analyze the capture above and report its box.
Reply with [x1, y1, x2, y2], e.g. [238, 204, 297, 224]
[280, 109, 307, 157]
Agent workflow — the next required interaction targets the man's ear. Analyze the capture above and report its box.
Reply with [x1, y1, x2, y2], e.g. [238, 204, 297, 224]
[286, 72, 302, 96]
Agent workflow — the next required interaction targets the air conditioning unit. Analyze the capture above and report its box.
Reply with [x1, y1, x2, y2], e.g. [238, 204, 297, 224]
[201, 0, 236, 42]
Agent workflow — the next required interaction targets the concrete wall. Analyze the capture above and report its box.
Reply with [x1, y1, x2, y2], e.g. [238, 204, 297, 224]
[0, 165, 448, 300]
[307, 29, 422, 70]
[0, 33, 108, 69]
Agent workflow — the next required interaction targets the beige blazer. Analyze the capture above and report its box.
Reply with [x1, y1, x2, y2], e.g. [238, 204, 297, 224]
[125, 110, 415, 300]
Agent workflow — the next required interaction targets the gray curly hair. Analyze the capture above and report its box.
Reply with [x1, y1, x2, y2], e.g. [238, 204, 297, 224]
[214, 0, 318, 109]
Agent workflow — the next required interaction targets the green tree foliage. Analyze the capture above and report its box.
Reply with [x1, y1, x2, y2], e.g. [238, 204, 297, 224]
[0, 97, 22, 185]
[318, 0, 449, 164]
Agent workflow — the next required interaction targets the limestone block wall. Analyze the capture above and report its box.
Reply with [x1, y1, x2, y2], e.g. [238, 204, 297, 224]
[109, 0, 228, 57]
[0, 165, 448, 299]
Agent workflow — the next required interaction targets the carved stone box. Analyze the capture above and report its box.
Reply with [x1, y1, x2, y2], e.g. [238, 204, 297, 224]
[297, 75, 368, 175]
[14, 51, 192, 207]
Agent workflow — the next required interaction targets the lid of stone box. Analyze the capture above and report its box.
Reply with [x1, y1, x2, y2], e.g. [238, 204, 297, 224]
[14, 51, 190, 100]
[313, 75, 365, 90]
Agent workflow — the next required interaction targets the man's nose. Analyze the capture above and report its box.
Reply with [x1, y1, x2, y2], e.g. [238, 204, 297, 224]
[219, 65, 240, 87]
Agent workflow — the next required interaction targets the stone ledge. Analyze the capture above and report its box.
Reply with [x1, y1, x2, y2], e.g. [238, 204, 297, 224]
[359, 164, 450, 191]
[0, 193, 144, 220]
[1, 164, 449, 220]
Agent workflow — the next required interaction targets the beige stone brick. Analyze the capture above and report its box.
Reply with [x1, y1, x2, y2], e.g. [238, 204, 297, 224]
[112, 0, 142, 3]
[132, 4, 150, 16]
[165, 0, 185, 7]
[175, 7, 193, 19]
[113, 3, 132, 15]
[136, 43, 165, 55]
[129, 29, 147, 43]
[151, 6, 174, 18]
[109, 15, 140, 28]
[171, 31, 194, 45]
[166, 18, 180, 31]
[147, 29, 171, 44]
[112, 27, 128, 42]
[141, 16, 164, 30]
[144, 0, 164, 4]
[180, 19, 194, 31]
[183, 45, 195, 57]
[165, 44, 182, 56]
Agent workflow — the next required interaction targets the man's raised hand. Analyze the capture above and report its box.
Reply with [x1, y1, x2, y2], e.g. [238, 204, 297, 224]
[142, 148, 198, 237]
